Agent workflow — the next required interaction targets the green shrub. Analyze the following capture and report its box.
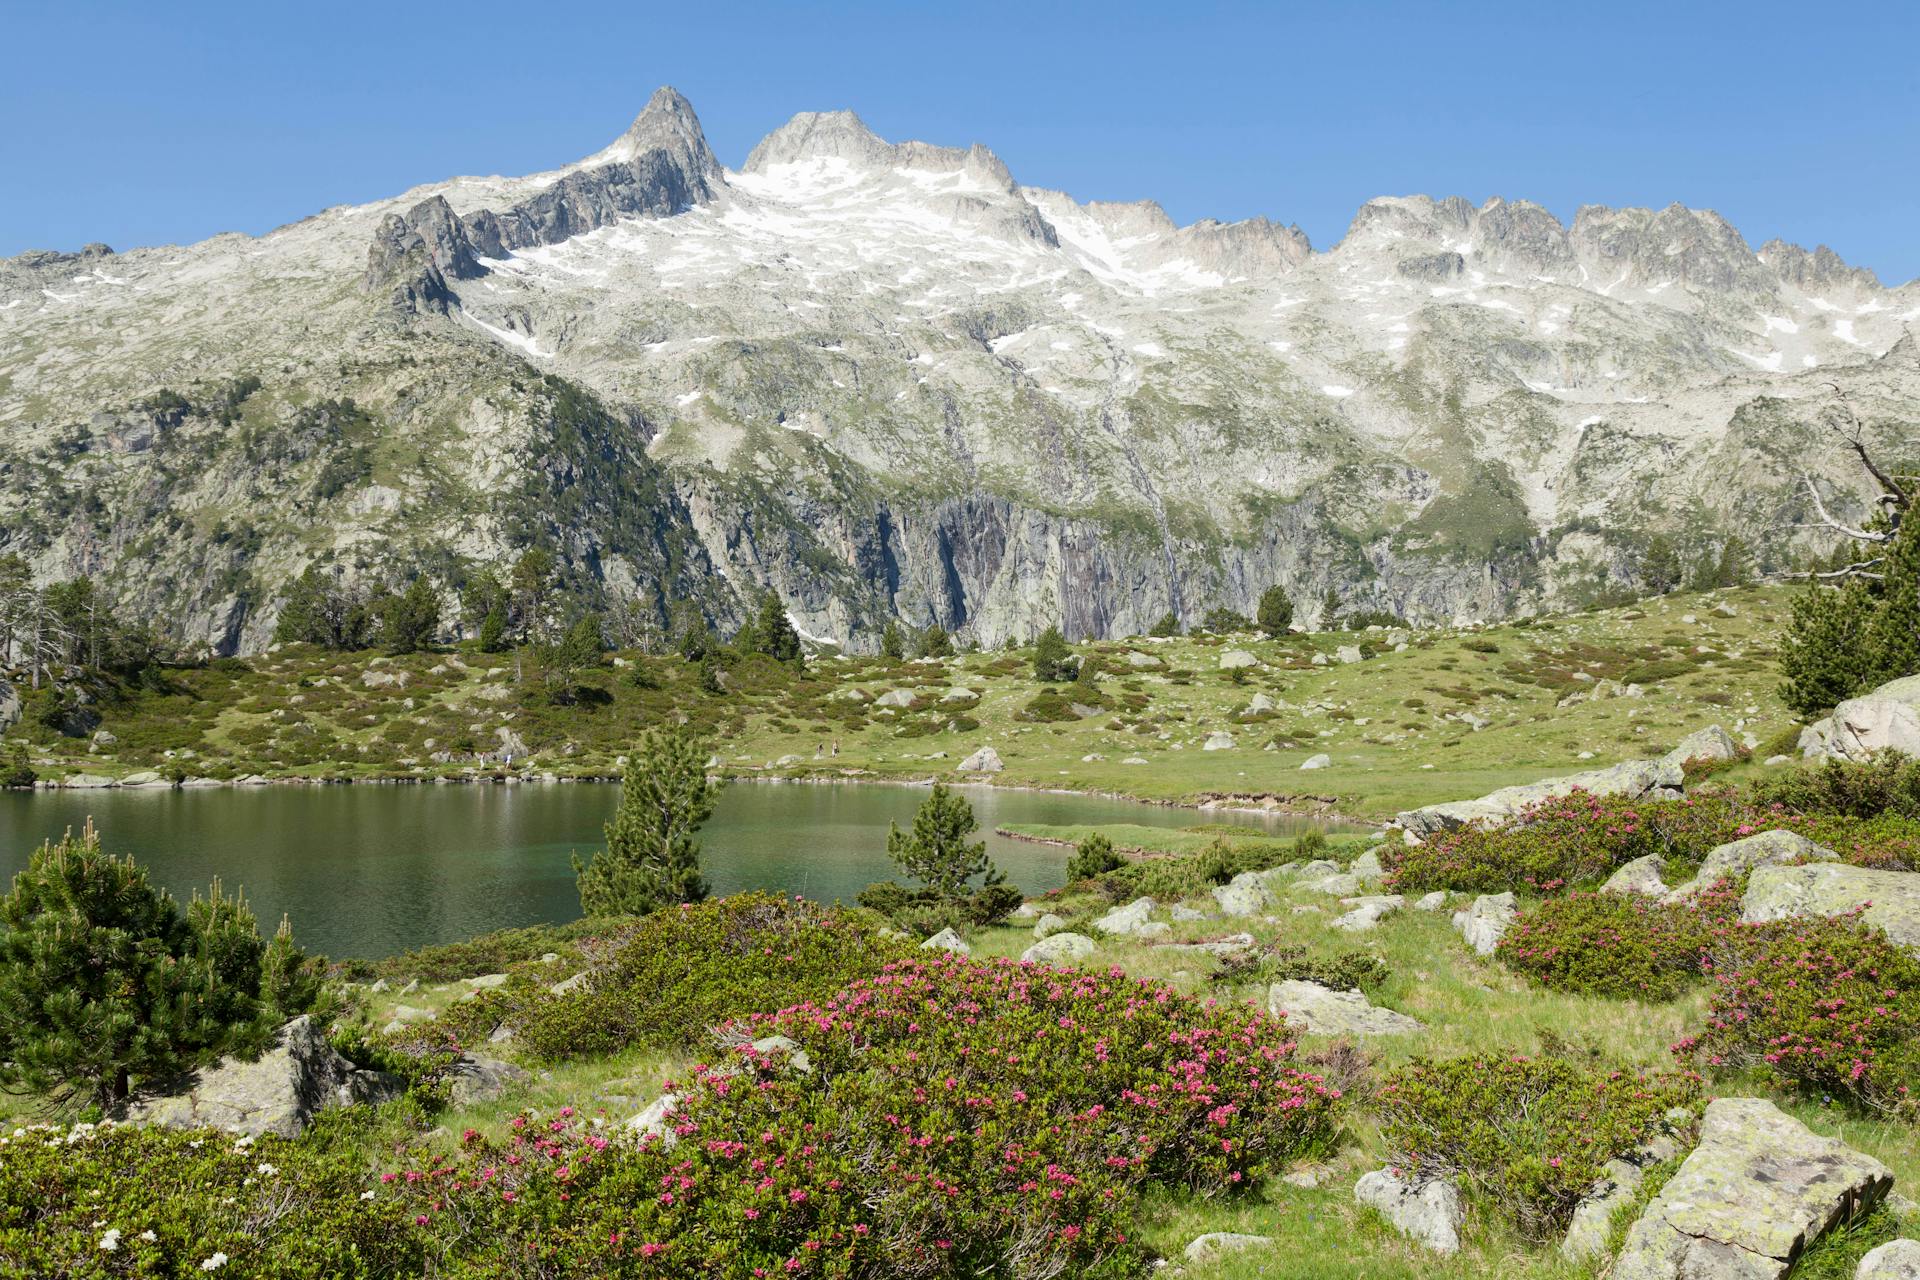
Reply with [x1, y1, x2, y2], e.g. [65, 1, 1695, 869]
[1748, 754, 1920, 819]
[1016, 688, 1081, 722]
[355, 917, 606, 984]
[1376, 1054, 1699, 1239]
[1619, 658, 1694, 685]
[573, 727, 717, 916]
[1066, 831, 1125, 881]
[1496, 886, 1738, 1000]
[0, 742, 34, 789]
[1675, 913, 1920, 1114]
[422, 894, 903, 1064]
[1214, 942, 1390, 992]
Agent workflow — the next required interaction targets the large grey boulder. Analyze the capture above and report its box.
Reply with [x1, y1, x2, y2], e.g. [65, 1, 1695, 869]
[1218, 649, 1260, 670]
[1397, 755, 1681, 836]
[921, 927, 971, 955]
[873, 688, 917, 708]
[1801, 675, 1920, 762]
[1743, 864, 1920, 950]
[627, 1092, 681, 1147]
[1454, 892, 1517, 956]
[1092, 897, 1157, 936]
[1611, 1097, 1892, 1280]
[1212, 871, 1276, 917]
[1668, 830, 1837, 899]
[1348, 850, 1386, 884]
[1857, 1239, 1920, 1279]
[1202, 731, 1235, 751]
[1021, 932, 1095, 965]
[1603, 854, 1672, 898]
[119, 1016, 401, 1138]
[1561, 1132, 1684, 1260]
[445, 1054, 532, 1107]
[1268, 980, 1422, 1036]
[1660, 724, 1738, 772]
[1354, 1167, 1463, 1255]
[956, 746, 1003, 773]
[1032, 912, 1067, 939]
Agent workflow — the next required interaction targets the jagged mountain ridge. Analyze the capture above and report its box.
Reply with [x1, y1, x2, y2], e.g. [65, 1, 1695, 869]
[1, 86, 1916, 653]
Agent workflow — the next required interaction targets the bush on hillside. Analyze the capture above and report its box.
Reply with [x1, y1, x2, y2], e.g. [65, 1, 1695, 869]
[1748, 753, 1920, 820]
[1066, 831, 1125, 881]
[381, 956, 1345, 1278]
[1376, 1054, 1700, 1240]
[1213, 942, 1391, 993]
[1496, 885, 1739, 1000]
[1674, 913, 1920, 1115]
[418, 894, 903, 1064]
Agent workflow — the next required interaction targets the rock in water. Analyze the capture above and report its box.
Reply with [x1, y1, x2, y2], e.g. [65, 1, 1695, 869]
[1354, 1168, 1463, 1255]
[118, 1016, 401, 1138]
[956, 746, 1003, 773]
[1742, 864, 1920, 950]
[1610, 1097, 1891, 1280]
[1268, 980, 1422, 1036]
[1800, 675, 1920, 762]
[1454, 892, 1517, 955]
[1020, 932, 1095, 964]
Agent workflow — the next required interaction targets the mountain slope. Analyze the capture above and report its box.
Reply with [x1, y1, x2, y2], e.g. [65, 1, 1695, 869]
[2, 88, 1915, 653]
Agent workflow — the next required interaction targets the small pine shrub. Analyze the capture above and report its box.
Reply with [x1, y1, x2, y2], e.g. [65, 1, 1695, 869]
[1066, 831, 1125, 881]
[1376, 1054, 1699, 1240]
[1748, 754, 1920, 820]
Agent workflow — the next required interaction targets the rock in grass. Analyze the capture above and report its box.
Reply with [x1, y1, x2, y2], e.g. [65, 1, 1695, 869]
[1269, 980, 1422, 1036]
[1330, 895, 1403, 932]
[118, 1016, 401, 1138]
[444, 1054, 532, 1107]
[1610, 1097, 1891, 1280]
[1561, 1133, 1683, 1260]
[1355, 1167, 1463, 1255]
[1857, 1239, 1920, 1279]
[549, 971, 589, 995]
[1212, 871, 1276, 917]
[1184, 1232, 1273, 1262]
[1021, 932, 1095, 965]
[1414, 890, 1448, 911]
[1668, 830, 1838, 899]
[956, 746, 1003, 773]
[1658, 724, 1738, 772]
[1202, 731, 1235, 751]
[1300, 753, 1332, 770]
[628, 1092, 681, 1147]
[1219, 649, 1260, 670]
[1602, 853, 1671, 898]
[1741, 864, 1920, 950]
[1348, 850, 1385, 884]
[1033, 912, 1067, 939]
[1092, 897, 1156, 935]
[1799, 674, 1920, 762]
[921, 927, 971, 955]
[1397, 755, 1681, 837]
[1454, 892, 1517, 955]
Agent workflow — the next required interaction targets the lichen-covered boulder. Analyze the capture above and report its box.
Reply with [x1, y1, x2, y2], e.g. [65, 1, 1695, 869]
[1742, 864, 1920, 951]
[118, 1016, 401, 1138]
[1610, 1097, 1891, 1280]
[1668, 830, 1837, 899]
[1212, 871, 1276, 917]
[921, 927, 971, 955]
[1268, 980, 1422, 1036]
[1800, 675, 1920, 762]
[1398, 754, 1683, 836]
[1355, 1168, 1462, 1255]
[1454, 892, 1517, 956]
[1032, 912, 1067, 939]
[1330, 894, 1404, 932]
[1020, 932, 1095, 965]
[1092, 897, 1157, 935]
[1856, 1239, 1920, 1279]
[956, 746, 1003, 773]
[1603, 853, 1671, 898]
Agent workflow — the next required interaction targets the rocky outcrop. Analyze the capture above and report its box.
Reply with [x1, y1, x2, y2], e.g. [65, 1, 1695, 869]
[1354, 1167, 1463, 1255]
[1398, 756, 1682, 837]
[1801, 676, 1920, 763]
[444, 1054, 532, 1107]
[1610, 1097, 1891, 1280]
[1212, 871, 1277, 917]
[1603, 854, 1671, 897]
[1092, 897, 1158, 936]
[118, 1016, 401, 1138]
[1742, 864, 1920, 950]
[1561, 1130, 1685, 1260]
[1268, 980, 1422, 1036]
[1021, 932, 1095, 964]
[1667, 830, 1837, 898]
[1856, 1239, 1920, 1279]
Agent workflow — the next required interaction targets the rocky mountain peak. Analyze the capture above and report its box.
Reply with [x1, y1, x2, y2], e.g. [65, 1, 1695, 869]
[1569, 202, 1771, 295]
[597, 85, 720, 182]
[1758, 240, 1882, 292]
[742, 109, 893, 172]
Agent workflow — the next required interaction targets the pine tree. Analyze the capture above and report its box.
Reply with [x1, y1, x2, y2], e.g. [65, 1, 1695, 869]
[378, 577, 440, 654]
[1779, 579, 1876, 718]
[259, 915, 319, 1022]
[1148, 611, 1181, 638]
[1032, 625, 1075, 682]
[1257, 585, 1294, 637]
[879, 620, 905, 660]
[885, 784, 1002, 900]
[1864, 518, 1920, 688]
[751, 590, 804, 665]
[1066, 831, 1123, 881]
[1641, 535, 1683, 595]
[916, 624, 954, 658]
[574, 729, 718, 917]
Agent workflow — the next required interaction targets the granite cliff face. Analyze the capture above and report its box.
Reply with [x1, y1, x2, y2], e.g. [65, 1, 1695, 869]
[2, 88, 1916, 652]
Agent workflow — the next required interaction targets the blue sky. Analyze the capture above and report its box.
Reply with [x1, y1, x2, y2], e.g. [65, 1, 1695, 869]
[5, 1, 1916, 282]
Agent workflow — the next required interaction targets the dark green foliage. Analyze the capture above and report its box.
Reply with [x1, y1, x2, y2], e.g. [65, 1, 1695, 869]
[1067, 831, 1124, 881]
[375, 576, 439, 654]
[1200, 606, 1252, 634]
[273, 566, 373, 650]
[1377, 1054, 1700, 1239]
[1031, 624, 1075, 682]
[0, 742, 34, 789]
[1148, 610, 1181, 637]
[1748, 754, 1920, 819]
[1497, 887, 1738, 1000]
[915, 622, 954, 658]
[878, 619, 905, 659]
[572, 728, 718, 916]
[0, 824, 313, 1109]
[1641, 534, 1683, 595]
[875, 784, 1015, 931]
[1781, 517, 1919, 715]
[746, 588, 804, 665]
[1215, 941, 1390, 992]
[537, 612, 606, 701]
[1016, 688, 1081, 722]
[1257, 585, 1294, 636]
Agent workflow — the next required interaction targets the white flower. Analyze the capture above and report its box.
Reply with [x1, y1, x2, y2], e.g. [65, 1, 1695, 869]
[200, 1253, 229, 1272]
[140, 1230, 158, 1242]
[256, 1162, 279, 1177]
[99, 1228, 121, 1251]
[359, 1190, 376, 1201]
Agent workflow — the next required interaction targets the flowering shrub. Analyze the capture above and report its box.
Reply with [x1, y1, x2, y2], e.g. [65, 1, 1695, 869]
[1495, 883, 1739, 1000]
[1387, 788, 1920, 892]
[1674, 913, 1920, 1115]
[422, 893, 904, 1063]
[0, 1111, 425, 1277]
[1375, 1054, 1699, 1240]
[385, 954, 1344, 1277]
[1747, 754, 1920, 820]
